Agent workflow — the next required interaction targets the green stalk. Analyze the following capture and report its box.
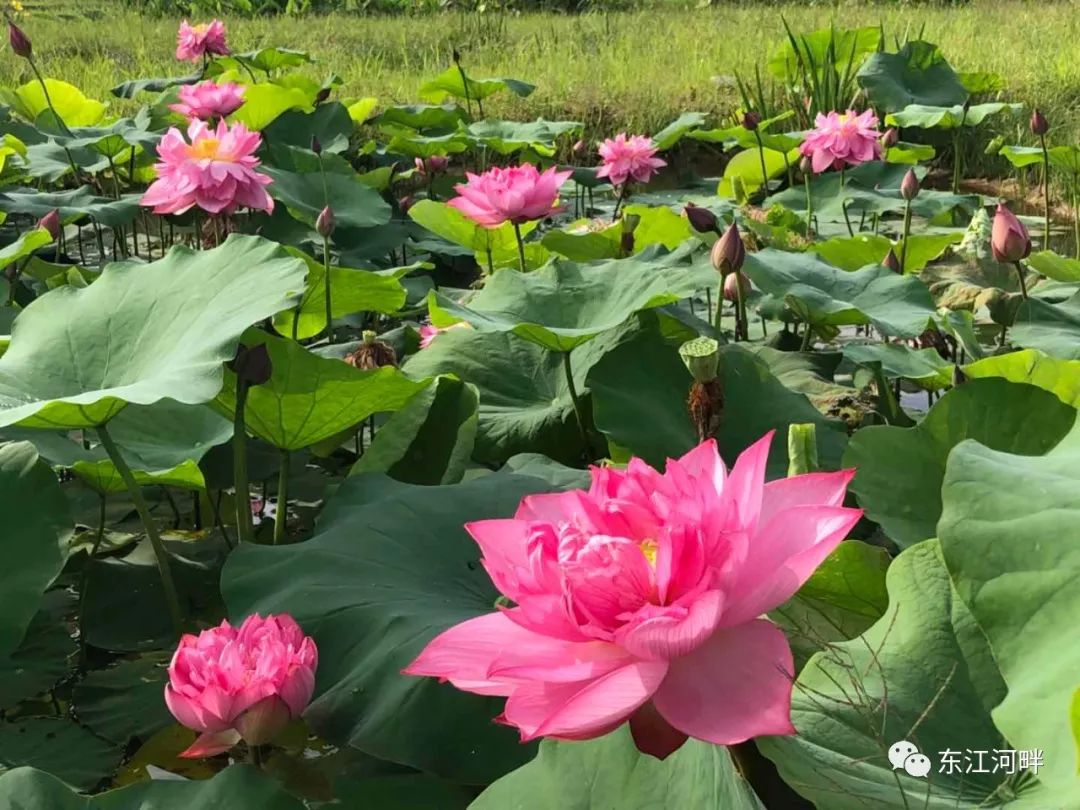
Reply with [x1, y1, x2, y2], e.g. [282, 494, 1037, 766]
[753, 129, 769, 196]
[274, 449, 289, 545]
[322, 234, 334, 342]
[1040, 132, 1051, 248]
[1073, 181, 1080, 259]
[611, 183, 629, 222]
[804, 173, 814, 237]
[513, 222, 527, 272]
[232, 383, 256, 544]
[734, 274, 748, 342]
[562, 349, 591, 460]
[96, 425, 183, 635]
[800, 322, 814, 351]
[712, 279, 725, 335]
[1013, 261, 1029, 299]
[27, 59, 81, 180]
[841, 200, 855, 237]
[951, 132, 962, 194]
[898, 200, 912, 274]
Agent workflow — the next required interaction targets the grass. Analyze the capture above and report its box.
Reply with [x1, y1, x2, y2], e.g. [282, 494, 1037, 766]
[6, 1, 1080, 168]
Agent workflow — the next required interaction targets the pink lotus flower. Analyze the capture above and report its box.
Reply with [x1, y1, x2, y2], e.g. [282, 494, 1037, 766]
[176, 19, 229, 63]
[169, 81, 246, 121]
[991, 202, 1031, 263]
[596, 133, 666, 187]
[405, 433, 861, 757]
[165, 614, 318, 758]
[141, 119, 274, 216]
[799, 109, 883, 174]
[448, 164, 572, 229]
[418, 321, 468, 349]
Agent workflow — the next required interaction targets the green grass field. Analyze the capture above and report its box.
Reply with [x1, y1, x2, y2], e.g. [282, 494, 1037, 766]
[7, 1, 1080, 158]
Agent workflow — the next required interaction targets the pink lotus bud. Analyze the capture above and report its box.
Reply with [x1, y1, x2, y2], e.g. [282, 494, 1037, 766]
[723, 271, 750, 301]
[572, 139, 586, 155]
[710, 222, 745, 275]
[227, 342, 272, 386]
[316, 205, 336, 238]
[8, 22, 31, 59]
[991, 202, 1032, 263]
[310, 135, 322, 155]
[398, 195, 415, 214]
[414, 157, 426, 175]
[900, 169, 920, 201]
[881, 127, 899, 148]
[882, 249, 901, 274]
[741, 111, 762, 132]
[165, 614, 317, 758]
[427, 155, 449, 174]
[684, 203, 719, 234]
[1030, 109, 1048, 137]
[37, 209, 61, 241]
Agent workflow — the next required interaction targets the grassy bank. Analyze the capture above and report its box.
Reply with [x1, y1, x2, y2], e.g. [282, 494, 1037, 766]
[7, 1, 1080, 151]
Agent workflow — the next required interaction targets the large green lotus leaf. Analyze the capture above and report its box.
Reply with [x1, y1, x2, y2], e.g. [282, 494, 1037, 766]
[650, 111, 707, 150]
[884, 102, 1022, 130]
[939, 424, 1080, 799]
[0, 718, 120, 790]
[1026, 251, 1080, 282]
[963, 349, 1080, 407]
[843, 343, 953, 390]
[771, 540, 889, 671]
[760, 540, 1057, 809]
[404, 327, 612, 466]
[767, 162, 980, 224]
[470, 726, 763, 810]
[222, 470, 584, 784]
[718, 146, 789, 197]
[747, 345, 858, 416]
[229, 82, 314, 130]
[386, 131, 470, 159]
[0, 592, 75, 709]
[463, 119, 582, 156]
[214, 331, 428, 452]
[408, 199, 533, 254]
[419, 67, 534, 104]
[768, 25, 880, 83]
[744, 248, 937, 338]
[2, 79, 106, 127]
[0, 228, 50, 267]
[0, 442, 72, 657]
[856, 41, 968, 112]
[844, 378, 1075, 549]
[0, 186, 141, 228]
[263, 104, 353, 155]
[72, 654, 172, 746]
[999, 145, 1045, 170]
[623, 204, 694, 250]
[374, 103, 466, 133]
[429, 246, 702, 352]
[540, 220, 621, 262]
[1010, 291, 1080, 358]
[0, 763, 307, 808]
[270, 249, 407, 339]
[0, 235, 306, 429]
[811, 232, 961, 273]
[350, 376, 478, 486]
[262, 163, 391, 230]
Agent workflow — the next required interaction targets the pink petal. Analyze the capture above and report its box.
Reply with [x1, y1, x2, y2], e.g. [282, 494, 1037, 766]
[487, 636, 633, 682]
[616, 589, 724, 660]
[465, 519, 529, 600]
[723, 430, 774, 529]
[178, 728, 242, 758]
[758, 468, 854, 525]
[504, 660, 668, 741]
[653, 619, 795, 744]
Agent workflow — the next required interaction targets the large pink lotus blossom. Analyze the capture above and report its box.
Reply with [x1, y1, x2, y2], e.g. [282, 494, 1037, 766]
[405, 433, 861, 757]
[141, 119, 274, 216]
[165, 614, 318, 758]
[447, 164, 572, 229]
[169, 81, 246, 121]
[596, 133, 666, 187]
[799, 109, 883, 174]
[176, 19, 229, 63]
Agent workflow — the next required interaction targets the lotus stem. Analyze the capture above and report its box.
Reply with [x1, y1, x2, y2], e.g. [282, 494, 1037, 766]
[753, 129, 769, 197]
[898, 200, 912, 274]
[734, 276, 748, 342]
[96, 425, 184, 636]
[232, 382, 256, 544]
[712, 279, 724, 335]
[513, 222, 527, 273]
[26, 58, 81, 181]
[1040, 132, 1051, 248]
[611, 184, 629, 222]
[562, 349, 591, 460]
[800, 322, 813, 351]
[274, 449, 289, 545]
[1013, 260, 1029, 300]
[804, 174, 814, 237]
[951, 133, 961, 194]
[841, 200, 855, 237]
[78, 494, 108, 664]
[322, 234, 334, 342]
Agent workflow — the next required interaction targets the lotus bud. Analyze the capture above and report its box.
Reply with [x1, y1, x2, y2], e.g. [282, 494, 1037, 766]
[228, 343, 272, 387]
[881, 127, 899, 149]
[452, 48, 462, 64]
[414, 156, 426, 175]
[398, 195, 415, 214]
[951, 364, 967, 387]
[310, 135, 322, 155]
[710, 222, 745, 276]
[620, 212, 640, 255]
[722, 271, 750, 301]
[316, 205, 336, 238]
[991, 202, 1031, 263]
[344, 329, 398, 369]
[38, 209, 61, 241]
[8, 22, 31, 60]
[799, 155, 813, 176]
[572, 138, 586, 155]
[314, 87, 331, 105]
[427, 155, 449, 175]
[741, 110, 761, 131]
[900, 169, 920, 201]
[1030, 108, 1048, 137]
[679, 337, 720, 383]
[882, 249, 901, 274]
[684, 203, 719, 234]
[786, 423, 819, 476]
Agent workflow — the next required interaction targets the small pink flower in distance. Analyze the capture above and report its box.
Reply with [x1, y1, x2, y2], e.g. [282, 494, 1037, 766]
[799, 109, 883, 174]
[169, 81, 246, 121]
[596, 133, 666, 187]
[141, 119, 274, 216]
[448, 164, 572, 229]
[404, 433, 862, 758]
[165, 614, 318, 758]
[176, 19, 229, 63]
[419, 321, 468, 349]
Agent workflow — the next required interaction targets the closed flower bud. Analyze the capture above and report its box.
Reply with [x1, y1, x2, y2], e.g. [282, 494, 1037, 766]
[882, 249, 901, 274]
[710, 221, 745, 275]
[723, 271, 750, 301]
[881, 127, 899, 148]
[314, 87, 331, 105]
[572, 138, 586, 155]
[684, 203, 719, 234]
[1030, 109, 1048, 137]
[620, 212, 640, 255]
[310, 135, 322, 155]
[316, 205, 336, 238]
[398, 195, 415, 214]
[991, 202, 1032, 263]
[679, 337, 720, 383]
[900, 169, 920, 201]
[228, 343, 272, 387]
[741, 110, 761, 131]
[427, 155, 449, 174]
[8, 22, 31, 60]
[799, 155, 813, 176]
[38, 209, 61, 241]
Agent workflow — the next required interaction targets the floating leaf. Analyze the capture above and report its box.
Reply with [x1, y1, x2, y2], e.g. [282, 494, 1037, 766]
[419, 68, 534, 104]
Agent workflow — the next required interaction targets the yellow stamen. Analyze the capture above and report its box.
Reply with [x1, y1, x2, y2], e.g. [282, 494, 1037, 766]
[640, 539, 658, 567]
[188, 138, 222, 160]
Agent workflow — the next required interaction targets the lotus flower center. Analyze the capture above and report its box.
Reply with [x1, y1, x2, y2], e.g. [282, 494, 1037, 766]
[193, 23, 209, 34]
[640, 538, 658, 567]
[188, 138, 224, 161]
